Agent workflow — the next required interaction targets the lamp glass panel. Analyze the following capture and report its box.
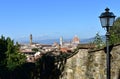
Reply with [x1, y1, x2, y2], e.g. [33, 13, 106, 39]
[109, 17, 115, 26]
[100, 18, 107, 28]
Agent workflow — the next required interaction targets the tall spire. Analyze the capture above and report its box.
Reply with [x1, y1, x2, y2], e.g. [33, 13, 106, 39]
[30, 34, 32, 45]
[60, 37, 63, 47]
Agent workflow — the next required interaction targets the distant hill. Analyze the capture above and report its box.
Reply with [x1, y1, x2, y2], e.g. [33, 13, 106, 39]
[81, 35, 105, 44]
[15, 36, 105, 44]
[15, 38, 71, 44]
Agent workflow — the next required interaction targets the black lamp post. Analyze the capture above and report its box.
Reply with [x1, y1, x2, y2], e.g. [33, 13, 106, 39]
[99, 8, 116, 79]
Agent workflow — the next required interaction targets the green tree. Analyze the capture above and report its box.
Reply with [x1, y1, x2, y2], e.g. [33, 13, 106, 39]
[0, 36, 26, 70]
[0, 35, 8, 66]
[6, 37, 26, 70]
[93, 33, 105, 48]
[32, 48, 39, 52]
[110, 17, 120, 44]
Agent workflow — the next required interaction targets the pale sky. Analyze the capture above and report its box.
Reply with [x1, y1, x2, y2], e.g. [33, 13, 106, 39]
[0, 0, 120, 39]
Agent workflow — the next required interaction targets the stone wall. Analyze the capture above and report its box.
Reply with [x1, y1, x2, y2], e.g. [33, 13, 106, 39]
[60, 44, 120, 79]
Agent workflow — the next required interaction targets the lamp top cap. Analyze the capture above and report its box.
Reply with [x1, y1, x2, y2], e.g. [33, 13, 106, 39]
[99, 8, 116, 18]
[105, 8, 109, 12]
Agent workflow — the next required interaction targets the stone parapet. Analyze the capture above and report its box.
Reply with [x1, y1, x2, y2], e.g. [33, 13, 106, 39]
[61, 44, 120, 79]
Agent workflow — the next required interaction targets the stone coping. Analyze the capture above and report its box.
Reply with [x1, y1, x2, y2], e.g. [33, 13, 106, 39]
[88, 43, 120, 53]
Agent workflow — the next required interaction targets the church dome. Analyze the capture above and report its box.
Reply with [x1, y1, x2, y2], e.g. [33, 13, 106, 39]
[72, 35, 80, 44]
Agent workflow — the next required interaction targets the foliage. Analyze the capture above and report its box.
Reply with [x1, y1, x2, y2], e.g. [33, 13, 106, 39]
[110, 17, 120, 44]
[0, 36, 67, 79]
[0, 36, 26, 70]
[32, 48, 39, 52]
[93, 33, 105, 48]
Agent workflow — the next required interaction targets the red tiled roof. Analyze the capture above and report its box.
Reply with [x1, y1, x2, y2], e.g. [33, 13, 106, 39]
[60, 47, 71, 53]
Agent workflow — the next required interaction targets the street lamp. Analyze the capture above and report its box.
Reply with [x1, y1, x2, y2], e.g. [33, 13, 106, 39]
[99, 8, 116, 79]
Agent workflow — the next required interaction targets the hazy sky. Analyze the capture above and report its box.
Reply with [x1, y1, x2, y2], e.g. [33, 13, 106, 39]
[0, 0, 120, 39]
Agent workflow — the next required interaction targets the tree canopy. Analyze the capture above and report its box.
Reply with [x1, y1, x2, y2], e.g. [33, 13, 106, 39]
[93, 33, 105, 48]
[110, 17, 120, 44]
[0, 36, 26, 70]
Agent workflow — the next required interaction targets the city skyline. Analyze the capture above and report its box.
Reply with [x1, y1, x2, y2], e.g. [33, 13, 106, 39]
[0, 0, 120, 40]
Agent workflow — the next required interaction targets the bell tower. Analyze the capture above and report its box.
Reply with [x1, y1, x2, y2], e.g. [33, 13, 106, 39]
[30, 34, 32, 45]
[60, 37, 63, 47]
